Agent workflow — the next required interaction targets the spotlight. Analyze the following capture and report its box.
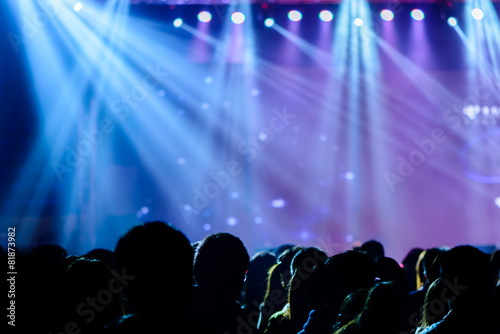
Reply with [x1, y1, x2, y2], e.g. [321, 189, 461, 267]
[198, 11, 212, 23]
[471, 8, 484, 20]
[231, 12, 245, 24]
[264, 18, 274, 27]
[226, 217, 237, 226]
[411, 9, 424, 21]
[73, 2, 82, 12]
[288, 10, 302, 22]
[319, 10, 333, 22]
[173, 18, 183, 28]
[380, 9, 394, 21]
[354, 18, 364, 26]
[447, 17, 457, 27]
[271, 198, 286, 208]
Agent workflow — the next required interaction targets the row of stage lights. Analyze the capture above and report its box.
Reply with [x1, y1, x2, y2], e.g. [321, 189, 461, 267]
[170, 8, 487, 28]
[70, 2, 485, 27]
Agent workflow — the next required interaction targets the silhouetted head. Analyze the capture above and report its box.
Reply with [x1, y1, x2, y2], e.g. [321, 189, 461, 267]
[374, 256, 409, 296]
[261, 262, 288, 319]
[356, 282, 406, 334]
[276, 246, 304, 289]
[334, 288, 370, 331]
[32, 244, 67, 267]
[356, 240, 384, 263]
[290, 247, 328, 275]
[439, 245, 493, 306]
[403, 248, 424, 269]
[242, 251, 277, 306]
[420, 278, 449, 328]
[84, 248, 114, 268]
[63, 258, 123, 332]
[308, 250, 375, 316]
[274, 244, 295, 258]
[287, 248, 327, 325]
[194, 232, 249, 301]
[402, 248, 423, 291]
[422, 247, 447, 284]
[114, 221, 194, 316]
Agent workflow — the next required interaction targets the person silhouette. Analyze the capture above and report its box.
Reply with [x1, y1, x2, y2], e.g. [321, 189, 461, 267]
[105, 221, 205, 333]
[189, 232, 250, 334]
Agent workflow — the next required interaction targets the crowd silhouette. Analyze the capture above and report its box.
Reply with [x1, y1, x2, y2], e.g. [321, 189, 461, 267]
[7, 221, 500, 334]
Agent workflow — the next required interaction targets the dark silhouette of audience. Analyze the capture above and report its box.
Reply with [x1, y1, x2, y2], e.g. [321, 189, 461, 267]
[299, 251, 375, 334]
[61, 258, 124, 333]
[105, 221, 204, 333]
[402, 248, 424, 292]
[333, 281, 407, 334]
[266, 247, 328, 334]
[410, 247, 447, 310]
[84, 248, 115, 268]
[9, 225, 500, 334]
[354, 239, 384, 263]
[258, 246, 304, 332]
[415, 277, 449, 333]
[418, 245, 497, 334]
[189, 232, 250, 334]
[241, 251, 278, 331]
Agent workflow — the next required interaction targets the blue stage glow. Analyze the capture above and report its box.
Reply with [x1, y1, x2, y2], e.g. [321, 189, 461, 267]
[4, 0, 500, 261]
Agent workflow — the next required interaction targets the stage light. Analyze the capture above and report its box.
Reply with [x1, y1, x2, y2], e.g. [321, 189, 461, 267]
[264, 18, 274, 27]
[319, 10, 333, 22]
[74, 2, 82, 12]
[380, 9, 394, 21]
[495, 197, 500, 208]
[354, 18, 364, 26]
[231, 12, 245, 24]
[173, 18, 183, 28]
[227, 217, 238, 226]
[271, 198, 286, 208]
[198, 11, 212, 23]
[411, 9, 424, 21]
[288, 10, 302, 22]
[447, 17, 457, 26]
[471, 8, 484, 20]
